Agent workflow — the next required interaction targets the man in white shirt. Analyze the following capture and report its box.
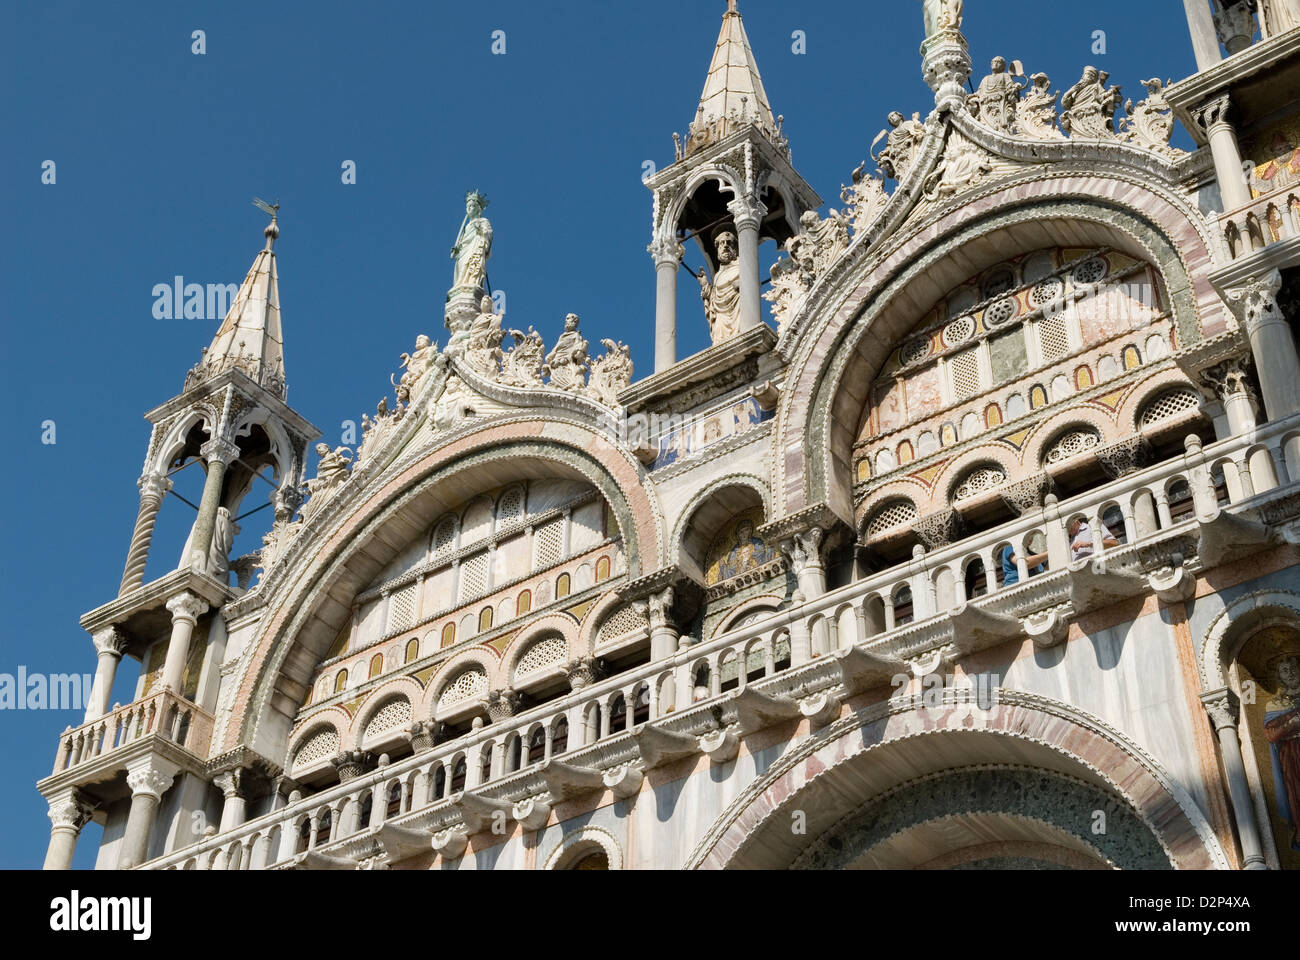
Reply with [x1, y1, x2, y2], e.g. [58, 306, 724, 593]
[1069, 517, 1118, 561]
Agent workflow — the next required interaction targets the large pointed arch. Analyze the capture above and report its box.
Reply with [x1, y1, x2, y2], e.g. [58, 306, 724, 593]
[221, 417, 666, 763]
[772, 169, 1223, 526]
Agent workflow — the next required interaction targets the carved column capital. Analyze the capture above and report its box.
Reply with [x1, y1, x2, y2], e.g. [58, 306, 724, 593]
[213, 769, 245, 799]
[1192, 92, 1234, 133]
[1203, 354, 1256, 402]
[1200, 687, 1240, 731]
[647, 588, 675, 630]
[726, 196, 768, 232]
[165, 591, 209, 625]
[647, 237, 684, 267]
[47, 793, 94, 831]
[999, 473, 1053, 516]
[1225, 270, 1284, 334]
[329, 750, 375, 782]
[126, 764, 175, 801]
[566, 656, 603, 691]
[1212, 1, 1256, 54]
[137, 472, 172, 501]
[486, 688, 521, 722]
[91, 625, 129, 658]
[913, 509, 964, 549]
[1097, 436, 1153, 480]
[781, 526, 825, 570]
[199, 436, 241, 466]
[404, 720, 442, 753]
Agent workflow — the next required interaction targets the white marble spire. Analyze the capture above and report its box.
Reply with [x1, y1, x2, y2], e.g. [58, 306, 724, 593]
[687, 0, 777, 156]
[200, 214, 286, 396]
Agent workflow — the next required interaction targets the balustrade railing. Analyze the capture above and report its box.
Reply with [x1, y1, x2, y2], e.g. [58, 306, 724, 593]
[53, 689, 214, 775]
[142, 415, 1300, 870]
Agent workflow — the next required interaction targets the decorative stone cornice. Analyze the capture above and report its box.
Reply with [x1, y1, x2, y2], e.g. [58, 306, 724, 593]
[757, 502, 841, 545]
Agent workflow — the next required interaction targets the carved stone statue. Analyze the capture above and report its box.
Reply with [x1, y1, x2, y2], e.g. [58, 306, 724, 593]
[585, 339, 633, 408]
[450, 191, 493, 294]
[463, 295, 505, 378]
[1119, 78, 1181, 156]
[1017, 72, 1064, 141]
[874, 111, 927, 182]
[922, 0, 963, 35]
[1060, 67, 1122, 140]
[764, 256, 813, 334]
[789, 209, 850, 277]
[309, 443, 352, 492]
[969, 57, 1026, 135]
[209, 506, 238, 579]
[500, 326, 547, 388]
[924, 131, 994, 201]
[545, 314, 589, 392]
[840, 161, 891, 234]
[697, 231, 744, 344]
[393, 335, 437, 404]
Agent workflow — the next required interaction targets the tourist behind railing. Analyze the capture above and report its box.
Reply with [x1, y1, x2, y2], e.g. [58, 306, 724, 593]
[1068, 517, 1119, 561]
[1000, 542, 1047, 586]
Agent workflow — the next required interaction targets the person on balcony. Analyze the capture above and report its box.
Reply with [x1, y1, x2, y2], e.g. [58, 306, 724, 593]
[1068, 517, 1118, 561]
[1001, 543, 1047, 586]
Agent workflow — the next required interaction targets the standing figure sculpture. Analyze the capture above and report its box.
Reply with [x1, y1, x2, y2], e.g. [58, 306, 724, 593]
[464, 295, 506, 378]
[922, 0, 963, 35]
[697, 230, 744, 344]
[1264, 655, 1300, 854]
[393, 334, 437, 404]
[545, 314, 590, 392]
[874, 111, 927, 182]
[451, 191, 493, 294]
[969, 57, 1026, 135]
[1060, 67, 1122, 140]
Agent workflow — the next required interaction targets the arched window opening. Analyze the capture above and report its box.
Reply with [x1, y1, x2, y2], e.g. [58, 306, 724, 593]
[527, 726, 547, 765]
[405, 638, 419, 663]
[964, 558, 988, 598]
[556, 573, 571, 598]
[1211, 465, 1232, 507]
[632, 683, 651, 725]
[479, 749, 492, 785]
[333, 670, 348, 694]
[507, 734, 523, 773]
[368, 653, 383, 679]
[297, 819, 311, 854]
[893, 585, 914, 625]
[692, 664, 711, 702]
[1167, 478, 1194, 523]
[441, 623, 456, 648]
[1102, 505, 1128, 545]
[386, 781, 403, 817]
[569, 850, 610, 870]
[595, 556, 611, 582]
[517, 590, 532, 615]
[450, 758, 466, 794]
[314, 810, 332, 847]
[610, 694, 627, 733]
[359, 793, 374, 831]
[479, 607, 494, 633]
[552, 717, 569, 755]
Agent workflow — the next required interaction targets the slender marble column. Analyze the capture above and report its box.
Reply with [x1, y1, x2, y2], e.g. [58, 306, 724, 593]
[43, 791, 93, 870]
[1201, 689, 1267, 869]
[648, 586, 679, 661]
[728, 197, 767, 334]
[650, 238, 683, 373]
[120, 760, 177, 868]
[120, 473, 172, 595]
[187, 437, 240, 573]
[1226, 271, 1300, 423]
[86, 626, 128, 721]
[161, 592, 209, 694]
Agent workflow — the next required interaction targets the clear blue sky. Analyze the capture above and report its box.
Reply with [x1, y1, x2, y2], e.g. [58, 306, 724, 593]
[0, 1, 1197, 868]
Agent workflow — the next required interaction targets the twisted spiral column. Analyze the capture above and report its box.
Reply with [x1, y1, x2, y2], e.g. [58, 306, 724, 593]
[119, 473, 172, 596]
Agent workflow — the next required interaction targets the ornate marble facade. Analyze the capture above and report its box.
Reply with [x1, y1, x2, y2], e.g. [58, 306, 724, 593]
[38, 1, 1300, 872]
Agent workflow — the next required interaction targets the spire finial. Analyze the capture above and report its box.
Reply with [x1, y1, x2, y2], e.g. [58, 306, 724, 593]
[253, 197, 280, 250]
[727, 0, 738, 12]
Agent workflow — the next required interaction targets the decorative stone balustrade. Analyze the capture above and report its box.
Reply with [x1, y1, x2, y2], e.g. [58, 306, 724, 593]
[1219, 188, 1300, 260]
[53, 690, 214, 774]
[138, 414, 1300, 870]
